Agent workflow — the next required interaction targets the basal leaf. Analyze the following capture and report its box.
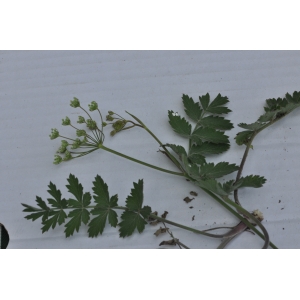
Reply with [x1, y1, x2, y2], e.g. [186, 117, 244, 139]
[182, 94, 202, 122]
[36, 196, 50, 211]
[168, 110, 191, 137]
[92, 175, 109, 206]
[125, 179, 144, 211]
[199, 116, 233, 130]
[192, 127, 229, 144]
[47, 182, 68, 209]
[66, 174, 83, 202]
[22, 196, 51, 222]
[200, 162, 239, 179]
[119, 208, 151, 238]
[41, 210, 67, 233]
[65, 208, 90, 237]
[87, 213, 107, 237]
[88, 178, 119, 239]
[199, 93, 210, 110]
[118, 180, 151, 238]
[88, 207, 119, 238]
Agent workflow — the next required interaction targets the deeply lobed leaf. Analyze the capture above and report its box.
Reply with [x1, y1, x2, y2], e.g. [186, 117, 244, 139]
[168, 110, 191, 137]
[182, 94, 202, 122]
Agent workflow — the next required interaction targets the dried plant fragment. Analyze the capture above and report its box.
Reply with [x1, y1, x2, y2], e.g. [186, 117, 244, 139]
[154, 227, 169, 236]
[190, 191, 198, 196]
[161, 211, 168, 219]
[183, 197, 194, 203]
[159, 239, 177, 246]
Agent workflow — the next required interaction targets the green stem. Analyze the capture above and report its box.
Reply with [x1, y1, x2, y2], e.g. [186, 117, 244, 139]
[125, 111, 184, 172]
[151, 215, 232, 238]
[99, 144, 185, 177]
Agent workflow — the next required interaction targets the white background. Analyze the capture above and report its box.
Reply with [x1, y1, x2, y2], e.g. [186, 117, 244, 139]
[1, 50, 299, 249]
[1, 2, 300, 299]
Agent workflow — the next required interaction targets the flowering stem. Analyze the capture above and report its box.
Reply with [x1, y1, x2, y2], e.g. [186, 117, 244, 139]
[99, 144, 185, 177]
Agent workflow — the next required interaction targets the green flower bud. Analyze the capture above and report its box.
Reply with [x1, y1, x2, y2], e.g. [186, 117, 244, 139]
[61, 140, 69, 147]
[53, 155, 63, 164]
[77, 116, 85, 124]
[62, 116, 71, 126]
[57, 145, 67, 153]
[71, 138, 82, 149]
[76, 129, 87, 137]
[49, 128, 59, 140]
[70, 97, 80, 108]
[102, 122, 107, 127]
[106, 115, 114, 121]
[86, 119, 97, 130]
[108, 111, 114, 115]
[88, 101, 98, 111]
[110, 130, 116, 136]
[57, 140, 69, 153]
[112, 120, 126, 131]
[63, 150, 72, 161]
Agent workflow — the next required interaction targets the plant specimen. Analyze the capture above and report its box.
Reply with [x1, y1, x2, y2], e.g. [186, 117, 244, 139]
[22, 92, 300, 248]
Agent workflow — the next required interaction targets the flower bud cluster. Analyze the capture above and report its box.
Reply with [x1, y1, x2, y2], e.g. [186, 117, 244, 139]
[62, 116, 71, 126]
[51, 98, 105, 164]
[88, 101, 98, 111]
[49, 128, 59, 140]
[70, 97, 80, 108]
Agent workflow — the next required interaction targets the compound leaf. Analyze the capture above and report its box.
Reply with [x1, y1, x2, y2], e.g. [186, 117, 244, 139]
[200, 162, 239, 179]
[125, 179, 144, 211]
[196, 178, 228, 196]
[118, 179, 152, 238]
[206, 94, 231, 114]
[199, 115, 233, 130]
[65, 208, 90, 237]
[88, 175, 119, 237]
[168, 110, 191, 137]
[234, 175, 266, 189]
[165, 144, 187, 161]
[188, 146, 206, 165]
[64, 174, 92, 237]
[199, 93, 210, 110]
[182, 94, 202, 122]
[192, 127, 229, 144]
[191, 142, 230, 155]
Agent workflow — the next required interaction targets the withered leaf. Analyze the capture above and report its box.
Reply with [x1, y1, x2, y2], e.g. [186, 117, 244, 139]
[190, 191, 198, 196]
[159, 239, 177, 246]
[189, 206, 194, 209]
[183, 197, 194, 203]
[154, 226, 169, 236]
[192, 215, 195, 221]
[150, 220, 160, 226]
[161, 211, 168, 219]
